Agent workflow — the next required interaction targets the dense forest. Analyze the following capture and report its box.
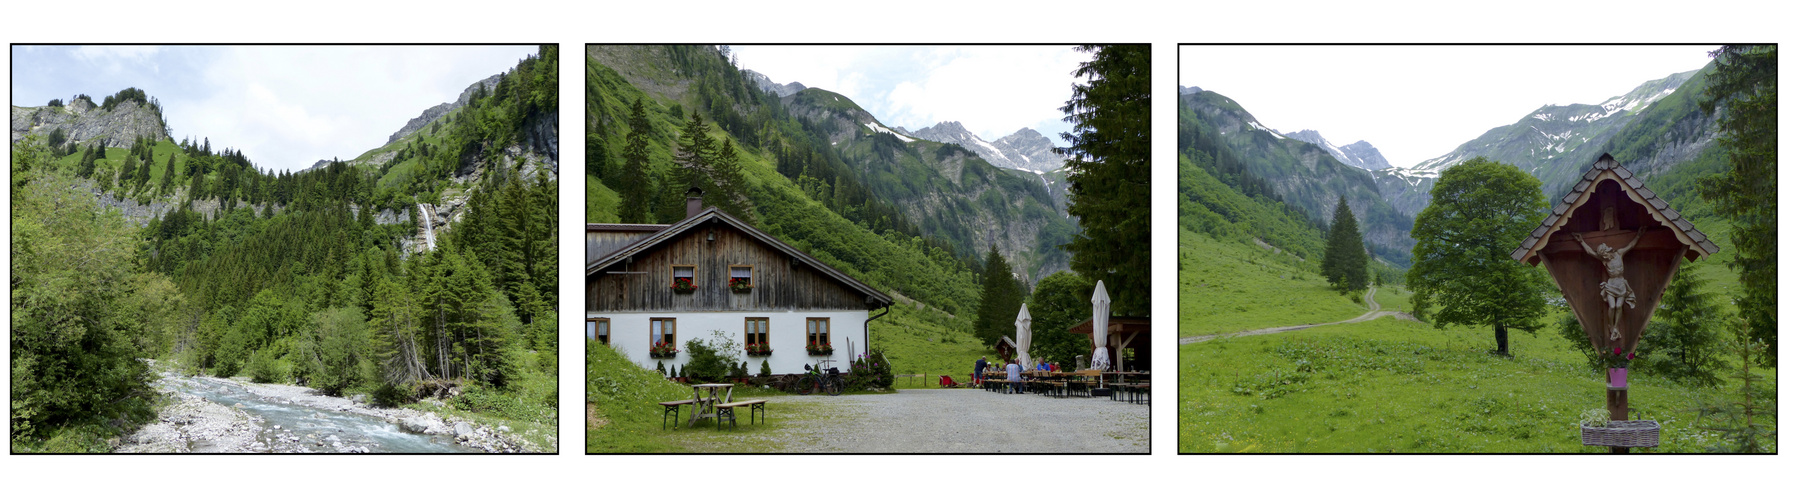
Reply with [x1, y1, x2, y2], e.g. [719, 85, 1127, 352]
[11, 46, 559, 452]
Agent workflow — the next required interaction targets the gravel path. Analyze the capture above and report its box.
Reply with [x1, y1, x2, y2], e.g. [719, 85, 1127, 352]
[1179, 286, 1416, 344]
[744, 389, 1150, 453]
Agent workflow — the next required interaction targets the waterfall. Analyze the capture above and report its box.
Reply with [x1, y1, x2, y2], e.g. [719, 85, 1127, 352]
[418, 203, 435, 251]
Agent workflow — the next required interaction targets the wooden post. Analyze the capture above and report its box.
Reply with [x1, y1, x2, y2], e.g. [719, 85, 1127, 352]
[1606, 383, 1629, 453]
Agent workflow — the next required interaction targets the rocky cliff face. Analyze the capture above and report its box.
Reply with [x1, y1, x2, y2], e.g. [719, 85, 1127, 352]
[743, 69, 806, 97]
[11, 98, 169, 147]
[385, 73, 506, 146]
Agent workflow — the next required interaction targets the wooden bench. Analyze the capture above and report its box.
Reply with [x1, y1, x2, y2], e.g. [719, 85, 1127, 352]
[658, 399, 696, 430]
[715, 399, 767, 430]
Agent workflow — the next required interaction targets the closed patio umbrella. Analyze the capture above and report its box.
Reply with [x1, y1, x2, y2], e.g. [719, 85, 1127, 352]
[1090, 280, 1111, 371]
[1015, 302, 1033, 368]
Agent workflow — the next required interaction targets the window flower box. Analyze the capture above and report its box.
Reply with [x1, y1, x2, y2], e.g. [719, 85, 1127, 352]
[745, 343, 773, 357]
[806, 342, 834, 356]
[729, 277, 753, 293]
[671, 277, 695, 293]
[649, 342, 680, 359]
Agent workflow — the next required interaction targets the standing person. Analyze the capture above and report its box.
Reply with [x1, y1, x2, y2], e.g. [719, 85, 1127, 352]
[1006, 358, 1024, 394]
[974, 356, 988, 385]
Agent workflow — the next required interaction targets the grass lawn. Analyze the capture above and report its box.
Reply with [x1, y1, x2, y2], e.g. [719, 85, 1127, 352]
[1179, 315, 1775, 453]
[1179, 229, 1368, 337]
[587, 340, 899, 452]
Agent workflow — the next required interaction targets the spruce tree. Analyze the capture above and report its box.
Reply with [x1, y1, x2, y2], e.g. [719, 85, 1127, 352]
[1055, 44, 1151, 316]
[1639, 263, 1724, 385]
[1322, 195, 1369, 294]
[618, 98, 653, 223]
[1698, 45, 1777, 365]
[973, 246, 1025, 348]
[663, 111, 717, 222]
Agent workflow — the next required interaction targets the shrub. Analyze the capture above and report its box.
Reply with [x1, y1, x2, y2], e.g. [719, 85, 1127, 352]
[759, 359, 773, 377]
[845, 349, 895, 391]
[370, 382, 415, 408]
[245, 348, 290, 384]
[682, 331, 742, 383]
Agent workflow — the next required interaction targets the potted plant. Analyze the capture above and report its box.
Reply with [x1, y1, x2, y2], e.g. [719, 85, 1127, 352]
[1601, 347, 1635, 388]
[746, 342, 773, 356]
[671, 276, 696, 293]
[649, 342, 680, 359]
[729, 277, 753, 293]
[806, 341, 833, 356]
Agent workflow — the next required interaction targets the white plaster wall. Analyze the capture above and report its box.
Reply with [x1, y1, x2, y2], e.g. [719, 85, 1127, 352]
[590, 310, 871, 375]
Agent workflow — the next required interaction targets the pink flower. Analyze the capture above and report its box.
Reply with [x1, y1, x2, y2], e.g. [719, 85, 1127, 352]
[1613, 347, 1622, 355]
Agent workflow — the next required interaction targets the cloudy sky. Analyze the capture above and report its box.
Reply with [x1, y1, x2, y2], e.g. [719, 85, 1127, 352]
[1179, 45, 1719, 169]
[731, 45, 1093, 147]
[12, 45, 537, 172]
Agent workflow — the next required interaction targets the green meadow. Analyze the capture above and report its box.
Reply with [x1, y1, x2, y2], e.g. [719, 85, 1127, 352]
[1178, 315, 1775, 453]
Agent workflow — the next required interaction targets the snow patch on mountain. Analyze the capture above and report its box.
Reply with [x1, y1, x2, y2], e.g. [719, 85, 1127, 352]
[864, 121, 914, 142]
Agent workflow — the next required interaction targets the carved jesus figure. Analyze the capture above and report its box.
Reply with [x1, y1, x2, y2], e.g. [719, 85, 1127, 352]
[1573, 227, 1646, 340]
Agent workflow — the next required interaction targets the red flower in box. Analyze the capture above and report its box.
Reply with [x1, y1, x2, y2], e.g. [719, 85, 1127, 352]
[729, 277, 753, 293]
[746, 343, 772, 356]
[806, 342, 833, 355]
[671, 277, 695, 293]
[649, 342, 680, 358]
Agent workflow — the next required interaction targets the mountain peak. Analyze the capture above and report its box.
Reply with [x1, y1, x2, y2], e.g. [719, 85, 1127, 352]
[743, 69, 806, 97]
[907, 121, 1064, 174]
[1277, 129, 1394, 171]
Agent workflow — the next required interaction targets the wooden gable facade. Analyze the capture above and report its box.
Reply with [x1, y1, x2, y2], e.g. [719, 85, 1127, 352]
[587, 209, 892, 313]
[1512, 154, 1717, 354]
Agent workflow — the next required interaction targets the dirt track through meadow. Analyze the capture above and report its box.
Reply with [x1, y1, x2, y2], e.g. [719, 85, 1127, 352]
[1179, 287, 1417, 345]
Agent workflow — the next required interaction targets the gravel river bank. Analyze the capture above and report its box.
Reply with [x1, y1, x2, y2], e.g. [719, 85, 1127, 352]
[118, 361, 550, 453]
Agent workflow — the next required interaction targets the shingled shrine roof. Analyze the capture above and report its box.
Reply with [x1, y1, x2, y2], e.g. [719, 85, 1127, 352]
[1511, 153, 1720, 264]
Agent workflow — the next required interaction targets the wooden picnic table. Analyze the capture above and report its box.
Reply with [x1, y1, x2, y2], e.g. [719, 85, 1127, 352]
[688, 383, 734, 427]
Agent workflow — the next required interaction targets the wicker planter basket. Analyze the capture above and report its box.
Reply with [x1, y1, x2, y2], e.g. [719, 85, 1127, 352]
[1581, 419, 1660, 448]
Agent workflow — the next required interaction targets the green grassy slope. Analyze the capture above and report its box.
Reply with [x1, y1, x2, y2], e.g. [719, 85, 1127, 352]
[1179, 316, 1774, 453]
[1179, 228, 1367, 337]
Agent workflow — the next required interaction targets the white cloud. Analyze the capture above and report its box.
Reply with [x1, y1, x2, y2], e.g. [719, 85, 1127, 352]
[152, 45, 534, 171]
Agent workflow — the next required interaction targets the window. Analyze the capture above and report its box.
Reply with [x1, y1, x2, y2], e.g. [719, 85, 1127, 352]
[729, 265, 753, 289]
[651, 318, 676, 346]
[806, 318, 830, 346]
[588, 318, 610, 345]
[744, 318, 769, 346]
[670, 265, 695, 290]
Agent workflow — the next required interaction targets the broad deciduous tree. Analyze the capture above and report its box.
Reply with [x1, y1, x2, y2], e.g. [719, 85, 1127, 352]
[1406, 157, 1552, 356]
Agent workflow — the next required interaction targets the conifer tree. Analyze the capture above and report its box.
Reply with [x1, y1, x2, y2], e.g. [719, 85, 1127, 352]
[1055, 44, 1151, 316]
[973, 246, 1026, 348]
[1322, 195, 1369, 294]
[1698, 44, 1777, 365]
[618, 98, 653, 223]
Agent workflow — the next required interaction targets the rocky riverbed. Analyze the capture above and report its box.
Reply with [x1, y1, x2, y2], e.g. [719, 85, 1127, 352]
[118, 361, 550, 453]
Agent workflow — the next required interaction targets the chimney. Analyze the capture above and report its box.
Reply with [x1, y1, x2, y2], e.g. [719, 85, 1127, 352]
[685, 187, 705, 218]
